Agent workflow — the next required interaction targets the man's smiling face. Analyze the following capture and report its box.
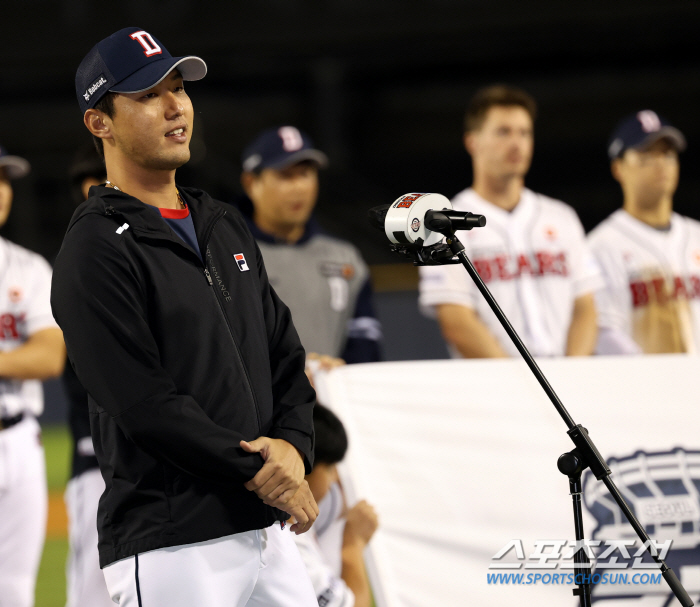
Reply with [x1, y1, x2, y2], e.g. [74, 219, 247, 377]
[106, 70, 194, 171]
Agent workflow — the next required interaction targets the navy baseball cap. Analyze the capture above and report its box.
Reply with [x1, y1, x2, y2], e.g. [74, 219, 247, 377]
[75, 27, 207, 114]
[0, 146, 30, 179]
[608, 110, 686, 159]
[241, 126, 329, 172]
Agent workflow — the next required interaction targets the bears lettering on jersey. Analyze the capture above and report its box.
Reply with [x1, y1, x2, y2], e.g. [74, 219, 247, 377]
[472, 251, 569, 283]
[630, 275, 700, 307]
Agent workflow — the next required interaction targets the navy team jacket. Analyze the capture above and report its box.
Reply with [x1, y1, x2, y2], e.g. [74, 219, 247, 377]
[51, 185, 315, 568]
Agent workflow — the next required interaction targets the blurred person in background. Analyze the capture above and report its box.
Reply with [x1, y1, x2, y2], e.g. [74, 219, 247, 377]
[419, 85, 601, 358]
[588, 111, 700, 354]
[238, 126, 382, 576]
[0, 147, 66, 607]
[238, 126, 382, 366]
[294, 403, 378, 607]
[63, 143, 112, 607]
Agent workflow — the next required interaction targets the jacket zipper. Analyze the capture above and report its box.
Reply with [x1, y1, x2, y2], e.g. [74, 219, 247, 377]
[203, 249, 263, 434]
[121, 203, 263, 432]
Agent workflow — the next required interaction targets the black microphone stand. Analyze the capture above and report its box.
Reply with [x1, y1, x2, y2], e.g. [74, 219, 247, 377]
[383, 208, 693, 607]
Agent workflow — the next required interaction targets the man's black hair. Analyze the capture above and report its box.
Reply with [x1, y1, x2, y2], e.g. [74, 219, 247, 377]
[313, 403, 348, 466]
[92, 92, 116, 159]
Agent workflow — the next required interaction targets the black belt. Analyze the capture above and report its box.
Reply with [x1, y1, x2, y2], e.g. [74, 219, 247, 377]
[0, 412, 24, 430]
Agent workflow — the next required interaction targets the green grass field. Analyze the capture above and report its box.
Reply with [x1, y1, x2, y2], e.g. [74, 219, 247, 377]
[37, 424, 71, 607]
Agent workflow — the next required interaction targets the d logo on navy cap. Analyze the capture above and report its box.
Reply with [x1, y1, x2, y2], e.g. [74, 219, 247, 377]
[75, 27, 207, 114]
[241, 126, 329, 172]
[608, 110, 686, 159]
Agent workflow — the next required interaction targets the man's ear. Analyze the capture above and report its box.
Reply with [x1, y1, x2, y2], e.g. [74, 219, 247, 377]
[463, 131, 475, 156]
[84, 109, 112, 141]
[611, 159, 622, 184]
[240, 171, 255, 197]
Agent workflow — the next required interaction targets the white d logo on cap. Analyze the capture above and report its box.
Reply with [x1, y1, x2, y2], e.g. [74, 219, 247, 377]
[278, 126, 304, 152]
[130, 31, 163, 57]
[637, 110, 661, 133]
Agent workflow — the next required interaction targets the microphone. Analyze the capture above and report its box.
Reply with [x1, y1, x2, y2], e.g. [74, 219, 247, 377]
[368, 192, 486, 247]
[425, 209, 486, 232]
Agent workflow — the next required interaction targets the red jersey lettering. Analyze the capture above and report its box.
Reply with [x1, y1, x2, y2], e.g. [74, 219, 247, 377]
[630, 281, 649, 307]
[517, 254, 532, 276]
[473, 259, 492, 282]
[0, 314, 19, 340]
[494, 255, 510, 280]
[674, 276, 688, 300]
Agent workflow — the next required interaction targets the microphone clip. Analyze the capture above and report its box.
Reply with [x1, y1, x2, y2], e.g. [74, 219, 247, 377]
[389, 241, 461, 266]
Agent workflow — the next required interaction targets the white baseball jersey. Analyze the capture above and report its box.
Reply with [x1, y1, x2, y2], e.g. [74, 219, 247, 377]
[419, 188, 602, 357]
[0, 236, 58, 417]
[293, 529, 355, 607]
[588, 209, 700, 354]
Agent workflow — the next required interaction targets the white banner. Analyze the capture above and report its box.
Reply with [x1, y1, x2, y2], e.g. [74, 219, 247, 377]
[317, 355, 700, 607]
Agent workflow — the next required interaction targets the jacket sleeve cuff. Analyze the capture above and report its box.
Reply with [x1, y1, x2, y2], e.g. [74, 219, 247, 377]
[270, 427, 314, 474]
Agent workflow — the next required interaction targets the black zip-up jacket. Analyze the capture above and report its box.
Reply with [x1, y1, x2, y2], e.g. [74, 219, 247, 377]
[51, 185, 315, 567]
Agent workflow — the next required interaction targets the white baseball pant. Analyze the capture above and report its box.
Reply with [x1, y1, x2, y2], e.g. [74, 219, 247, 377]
[102, 523, 318, 606]
[65, 467, 112, 607]
[0, 416, 47, 607]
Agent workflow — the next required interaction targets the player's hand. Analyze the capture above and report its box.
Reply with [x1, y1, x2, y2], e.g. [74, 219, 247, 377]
[241, 437, 305, 504]
[305, 352, 345, 388]
[343, 500, 378, 547]
[280, 481, 319, 535]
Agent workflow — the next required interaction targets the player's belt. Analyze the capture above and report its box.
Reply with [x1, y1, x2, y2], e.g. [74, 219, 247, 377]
[0, 412, 24, 430]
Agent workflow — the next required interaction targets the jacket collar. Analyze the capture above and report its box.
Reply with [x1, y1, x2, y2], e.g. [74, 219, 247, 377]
[77, 184, 223, 232]
[71, 185, 226, 261]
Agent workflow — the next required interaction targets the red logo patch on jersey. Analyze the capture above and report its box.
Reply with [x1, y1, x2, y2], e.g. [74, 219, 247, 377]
[544, 226, 557, 241]
[8, 287, 22, 303]
[234, 253, 250, 272]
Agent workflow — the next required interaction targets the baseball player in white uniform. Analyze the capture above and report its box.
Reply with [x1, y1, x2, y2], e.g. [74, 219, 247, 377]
[63, 144, 112, 607]
[419, 85, 602, 358]
[0, 146, 66, 607]
[588, 110, 700, 354]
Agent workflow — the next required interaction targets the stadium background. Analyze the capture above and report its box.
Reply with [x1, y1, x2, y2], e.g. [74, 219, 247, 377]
[2, 1, 699, 604]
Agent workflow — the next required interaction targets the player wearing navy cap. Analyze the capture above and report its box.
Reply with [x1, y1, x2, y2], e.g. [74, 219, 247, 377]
[0, 147, 65, 607]
[52, 27, 318, 606]
[239, 126, 382, 365]
[588, 110, 700, 354]
[239, 127, 382, 599]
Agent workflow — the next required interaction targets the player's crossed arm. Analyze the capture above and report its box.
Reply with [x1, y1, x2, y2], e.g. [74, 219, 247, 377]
[565, 293, 597, 356]
[0, 327, 65, 380]
[436, 303, 508, 358]
[241, 437, 319, 534]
